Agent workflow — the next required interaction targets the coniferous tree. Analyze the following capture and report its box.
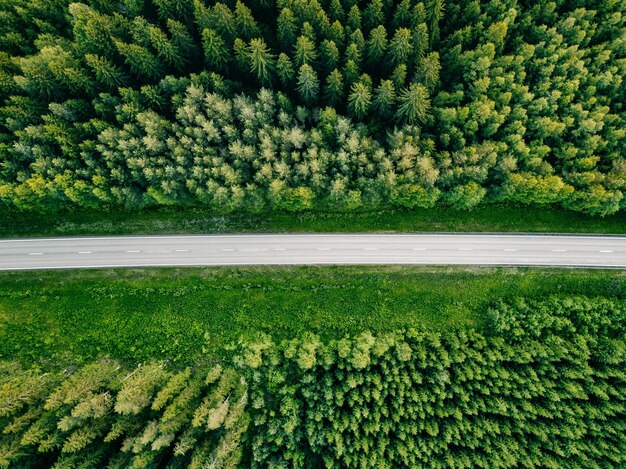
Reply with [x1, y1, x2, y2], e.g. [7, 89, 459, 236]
[363, 0, 384, 33]
[320, 40, 340, 73]
[348, 80, 372, 120]
[276, 53, 295, 87]
[391, 63, 407, 89]
[372, 79, 396, 118]
[247, 38, 275, 85]
[365, 25, 388, 67]
[233, 0, 259, 40]
[396, 83, 430, 124]
[114, 41, 162, 81]
[346, 6, 362, 33]
[323, 69, 344, 105]
[293, 35, 317, 68]
[277, 8, 297, 50]
[84, 54, 127, 90]
[202, 29, 229, 71]
[387, 28, 413, 67]
[296, 64, 319, 104]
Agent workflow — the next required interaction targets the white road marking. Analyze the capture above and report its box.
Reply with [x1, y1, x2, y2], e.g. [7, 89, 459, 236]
[5, 234, 626, 270]
[221, 248, 235, 252]
[78, 251, 92, 254]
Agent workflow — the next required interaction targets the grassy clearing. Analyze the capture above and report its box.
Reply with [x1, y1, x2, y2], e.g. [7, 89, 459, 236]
[0, 266, 624, 367]
[1, 203, 625, 238]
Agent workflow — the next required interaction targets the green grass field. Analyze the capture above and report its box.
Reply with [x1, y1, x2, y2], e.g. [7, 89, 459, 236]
[1, 266, 624, 367]
[1, 203, 626, 238]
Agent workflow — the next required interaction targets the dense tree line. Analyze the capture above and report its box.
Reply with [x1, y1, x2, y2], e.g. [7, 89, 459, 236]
[0, 0, 624, 214]
[245, 296, 626, 467]
[0, 361, 249, 467]
[2, 296, 625, 466]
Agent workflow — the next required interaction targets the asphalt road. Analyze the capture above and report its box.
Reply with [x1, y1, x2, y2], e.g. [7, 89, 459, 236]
[1, 234, 625, 270]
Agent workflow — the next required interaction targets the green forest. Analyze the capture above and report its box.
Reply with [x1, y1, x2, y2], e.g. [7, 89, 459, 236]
[1, 296, 625, 467]
[1, 0, 626, 467]
[0, 0, 624, 215]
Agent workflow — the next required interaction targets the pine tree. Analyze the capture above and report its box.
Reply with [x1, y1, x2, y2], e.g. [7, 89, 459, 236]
[328, 0, 345, 23]
[396, 83, 430, 124]
[372, 79, 396, 118]
[294, 35, 317, 68]
[296, 64, 319, 104]
[392, 0, 412, 30]
[234, 0, 259, 40]
[276, 53, 295, 87]
[345, 43, 362, 67]
[153, 0, 193, 24]
[387, 28, 413, 67]
[323, 69, 344, 105]
[365, 25, 388, 67]
[329, 20, 346, 48]
[233, 38, 248, 71]
[167, 19, 198, 60]
[363, 0, 384, 33]
[247, 38, 275, 85]
[84, 54, 127, 90]
[277, 8, 297, 50]
[346, 6, 362, 33]
[320, 40, 340, 72]
[343, 59, 360, 87]
[202, 29, 229, 71]
[425, 0, 444, 46]
[409, 24, 427, 62]
[348, 80, 372, 120]
[211, 3, 237, 40]
[391, 63, 407, 89]
[148, 25, 186, 70]
[301, 22, 317, 43]
[416, 51, 440, 90]
[114, 41, 162, 81]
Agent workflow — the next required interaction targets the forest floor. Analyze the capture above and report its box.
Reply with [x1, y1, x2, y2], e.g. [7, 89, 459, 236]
[1, 265, 624, 368]
[1, 204, 626, 237]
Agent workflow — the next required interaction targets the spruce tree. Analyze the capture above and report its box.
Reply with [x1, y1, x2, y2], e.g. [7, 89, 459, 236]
[276, 53, 295, 87]
[277, 8, 297, 50]
[294, 35, 317, 68]
[348, 80, 372, 120]
[296, 64, 319, 104]
[323, 69, 344, 105]
[247, 38, 275, 85]
[372, 79, 396, 118]
[387, 28, 413, 67]
[365, 25, 388, 67]
[320, 40, 340, 72]
[396, 83, 430, 124]
[202, 29, 229, 71]
[234, 0, 259, 40]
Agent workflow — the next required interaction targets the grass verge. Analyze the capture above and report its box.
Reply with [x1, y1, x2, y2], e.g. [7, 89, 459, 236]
[1, 204, 626, 238]
[0, 266, 624, 367]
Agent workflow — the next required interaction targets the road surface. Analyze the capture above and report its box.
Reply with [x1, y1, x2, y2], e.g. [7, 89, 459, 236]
[0, 234, 625, 270]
